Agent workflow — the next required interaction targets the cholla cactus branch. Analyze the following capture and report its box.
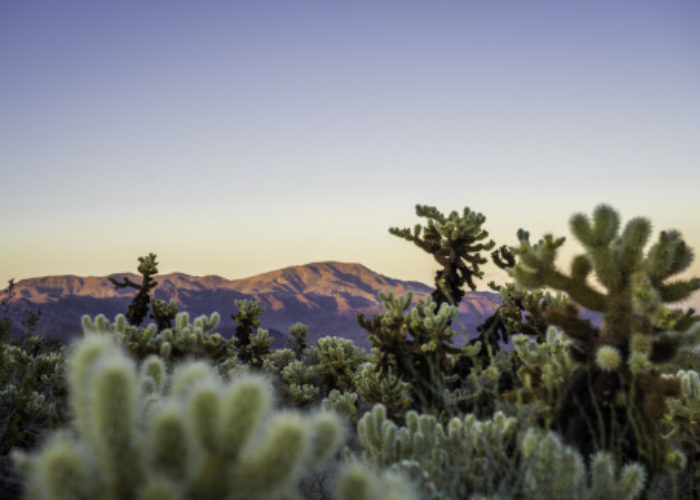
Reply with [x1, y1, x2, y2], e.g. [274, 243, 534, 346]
[390, 205, 495, 308]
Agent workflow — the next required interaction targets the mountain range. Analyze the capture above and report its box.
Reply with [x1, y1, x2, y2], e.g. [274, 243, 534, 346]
[2, 261, 502, 349]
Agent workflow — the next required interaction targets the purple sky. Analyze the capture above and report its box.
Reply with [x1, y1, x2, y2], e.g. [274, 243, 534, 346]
[1, 1, 699, 306]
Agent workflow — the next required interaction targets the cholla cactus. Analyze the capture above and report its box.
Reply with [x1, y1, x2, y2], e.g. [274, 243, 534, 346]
[275, 337, 366, 408]
[108, 253, 160, 326]
[358, 291, 464, 412]
[357, 403, 518, 498]
[477, 282, 569, 352]
[510, 205, 700, 471]
[20, 335, 346, 500]
[281, 360, 320, 406]
[246, 328, 274, 367]
[322, 389, 358, 423]
[389, 205, 495, 308]
[288, 322, 309, 359]
[314, 336, 367, 392]
[231, 299, 266, 364]
[511, 326, 577, 407]
[355, 362, 412, 421]
[82, 311, 234, 365]
[518, 429, 646, 500]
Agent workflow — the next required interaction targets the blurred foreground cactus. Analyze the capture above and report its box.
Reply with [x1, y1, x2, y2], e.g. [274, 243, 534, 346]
[18, 334, 347, 500]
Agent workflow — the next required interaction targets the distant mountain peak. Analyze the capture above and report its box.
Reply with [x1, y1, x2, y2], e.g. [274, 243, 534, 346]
[4, 261, 501, 347]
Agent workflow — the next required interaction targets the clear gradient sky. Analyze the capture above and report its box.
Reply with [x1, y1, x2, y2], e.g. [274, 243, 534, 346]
[2, 1, 699, 304]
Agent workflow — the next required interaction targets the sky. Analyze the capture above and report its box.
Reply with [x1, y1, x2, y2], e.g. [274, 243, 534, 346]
[1, 0, 699, 305]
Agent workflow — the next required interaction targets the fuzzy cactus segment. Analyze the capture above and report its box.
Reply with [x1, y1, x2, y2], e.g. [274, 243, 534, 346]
[21, 335, 346, 500]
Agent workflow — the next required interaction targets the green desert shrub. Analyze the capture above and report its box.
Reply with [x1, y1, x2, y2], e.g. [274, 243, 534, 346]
[0, 340, 66, 455]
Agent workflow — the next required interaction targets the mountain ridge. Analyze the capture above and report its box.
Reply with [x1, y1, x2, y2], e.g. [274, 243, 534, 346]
[3, 261, 501, 348]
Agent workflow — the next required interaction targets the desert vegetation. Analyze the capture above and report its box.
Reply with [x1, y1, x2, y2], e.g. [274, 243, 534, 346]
[2, 203, 700, 499]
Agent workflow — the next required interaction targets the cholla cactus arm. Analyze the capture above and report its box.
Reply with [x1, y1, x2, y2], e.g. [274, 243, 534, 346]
[218, 376, 270, 460]
[29, 431, 91, 500]
[287, 384, 321, 406]
[67, 335, 118, 442]
[304, 410, 346, 470]
[321, 390, 358, 423]
[588, 452, 646, 500]
[149, 404, 189, 480]
[228, 413, 308, 499]
[512, 234, 606, 312]
[519, 429, 585, 498]
[389, 205, 495, 308]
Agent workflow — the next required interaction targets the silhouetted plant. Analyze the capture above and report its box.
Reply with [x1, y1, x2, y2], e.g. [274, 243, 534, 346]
[288, 322, 309, 359]
[389, 204, 495, 309]
[231, 299, 267, 365]
[108, 253, 161, 327]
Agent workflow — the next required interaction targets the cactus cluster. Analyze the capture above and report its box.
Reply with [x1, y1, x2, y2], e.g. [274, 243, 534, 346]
[81, 311, 234, 365]
[4, 202, 700, 499]
[18, 334, 348, 500]
[358, 403, 519, 498]
[358, 291, 466, 411]
[0, 339, 66, 456]
[510, 204, 700, 471]
[516, 429, 646, 500]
